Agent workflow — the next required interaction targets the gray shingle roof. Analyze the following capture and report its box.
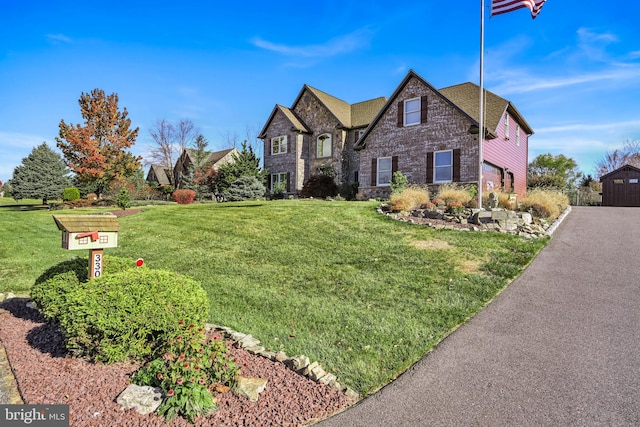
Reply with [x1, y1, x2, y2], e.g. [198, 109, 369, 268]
[149, 164, 171, 186]
[351, 97, 387, 128]
[439, 82, 534, 135]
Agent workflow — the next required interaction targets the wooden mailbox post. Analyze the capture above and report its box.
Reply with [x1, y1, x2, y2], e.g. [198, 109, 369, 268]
[53, 214, 119, 279]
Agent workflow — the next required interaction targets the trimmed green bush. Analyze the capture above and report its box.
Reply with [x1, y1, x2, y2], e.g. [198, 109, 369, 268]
[31, 258, 209, 363]
[63, 187, 81, 201]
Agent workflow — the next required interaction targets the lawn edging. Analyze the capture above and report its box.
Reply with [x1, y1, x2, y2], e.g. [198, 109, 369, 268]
[206, 323, 360, 400]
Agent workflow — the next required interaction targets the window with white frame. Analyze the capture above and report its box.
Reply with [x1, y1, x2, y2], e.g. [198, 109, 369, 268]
[516, 125, 520, 146]
[504, 114, 510, 139]
[317, 133, 332, 158]
[271, 135, 287, 155]
[404, 98, 421, 126]
[271, 172, 287, 189]
[434, 150, 453, 183]
[377, 157, 393, 186]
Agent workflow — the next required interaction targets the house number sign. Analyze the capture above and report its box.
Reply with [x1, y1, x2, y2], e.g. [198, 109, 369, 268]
[90, 249, 104, 278]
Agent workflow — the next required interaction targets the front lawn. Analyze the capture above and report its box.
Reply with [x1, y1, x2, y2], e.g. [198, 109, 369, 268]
[0, 200, 547, 395]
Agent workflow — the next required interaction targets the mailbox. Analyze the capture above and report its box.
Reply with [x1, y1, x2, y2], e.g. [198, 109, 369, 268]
[53, 214, 119, 250]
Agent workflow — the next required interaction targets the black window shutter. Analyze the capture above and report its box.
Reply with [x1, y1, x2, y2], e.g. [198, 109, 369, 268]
[286, 173, 291, 192]
[426, 152, 434, 184]
[397, 101, 404, 127]
[287, 136, 291, 153]
[371, 158, 377, 186]
[420, 96, 428, 124]
[453, 149, 461, 181]
[392, 156, 398, 174]
[267, 174, 272, 190]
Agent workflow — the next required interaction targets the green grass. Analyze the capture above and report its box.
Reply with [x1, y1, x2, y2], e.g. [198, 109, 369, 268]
[0, 200, 547, 395]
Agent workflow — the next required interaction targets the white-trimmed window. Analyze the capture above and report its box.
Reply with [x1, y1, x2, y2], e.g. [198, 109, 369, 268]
[516, 125, 520, 146]
[271, 173, 287, 188]
[271, 135, 287, 155]
[504, 114, 510, 139]
[317, 133, 332, 158]
[377, 157, 393, 186]
[404, 98, 421, 126]
[434, 150, 453, 183]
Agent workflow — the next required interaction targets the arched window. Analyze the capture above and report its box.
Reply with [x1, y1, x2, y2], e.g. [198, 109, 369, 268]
[317, 133, 332, 158]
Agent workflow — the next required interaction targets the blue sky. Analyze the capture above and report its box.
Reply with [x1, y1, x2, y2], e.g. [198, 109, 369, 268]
[2, 1, 640, 184]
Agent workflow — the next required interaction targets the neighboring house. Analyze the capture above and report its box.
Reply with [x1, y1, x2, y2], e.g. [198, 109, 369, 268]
[357, 70, 533, 199]
[258, 85, 387, 193]
[600, 164, 640, 207]
[172, 148, 238, 189]
[259, 70, 533, 200]
[146, 164, 173, 187]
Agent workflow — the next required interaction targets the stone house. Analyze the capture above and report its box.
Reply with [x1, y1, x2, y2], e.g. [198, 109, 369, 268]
[258, 85, 386, 193]
[358, 70, 533, 199]
[146, 148, 238, 189]
[259, 69, 533, 199]
[172, 147, 238, 190]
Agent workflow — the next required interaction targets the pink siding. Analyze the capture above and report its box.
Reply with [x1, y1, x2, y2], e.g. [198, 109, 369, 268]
[483, 112, 528, 197]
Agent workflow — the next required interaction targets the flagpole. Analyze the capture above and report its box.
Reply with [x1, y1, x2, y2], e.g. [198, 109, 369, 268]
[478, 0, 485, 209]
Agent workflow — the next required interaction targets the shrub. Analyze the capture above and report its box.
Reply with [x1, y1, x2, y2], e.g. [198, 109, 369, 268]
[32, 256, 142, 323]
[173, 189, 196, 205]
[270, 182, 286, 200]
[32, 263, 209, 363]
[436, 183, 473, 207]
[519, 189, 569, 220]
[390, 171, 408, 194]
[116, 188, 131, 210]
[225, 176, 266, 201]
[86, 193, 98, 201]
[63, 187, 81, 201]
[131, 324, 238, 423]
[388, 187, 430, 212]
[300, 174, 338, 199]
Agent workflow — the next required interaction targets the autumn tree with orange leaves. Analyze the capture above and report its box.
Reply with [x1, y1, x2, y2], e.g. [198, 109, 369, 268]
[56, 89, 141, 196]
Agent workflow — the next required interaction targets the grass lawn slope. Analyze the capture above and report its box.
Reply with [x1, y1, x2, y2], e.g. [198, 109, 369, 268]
[0, 200, 547, 395]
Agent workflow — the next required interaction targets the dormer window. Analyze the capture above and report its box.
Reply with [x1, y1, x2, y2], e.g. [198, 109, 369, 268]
[317, 133, 332, 158]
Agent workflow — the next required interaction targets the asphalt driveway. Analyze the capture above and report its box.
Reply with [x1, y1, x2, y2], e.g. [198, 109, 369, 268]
[320, 206, 640, 426]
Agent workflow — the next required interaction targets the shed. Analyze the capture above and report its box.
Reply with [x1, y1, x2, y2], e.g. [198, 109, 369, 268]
[600, 164, 640, 207]
[53, 214, 119, 250]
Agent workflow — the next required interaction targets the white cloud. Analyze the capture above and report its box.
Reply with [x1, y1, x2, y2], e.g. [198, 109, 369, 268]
[536, 120, 640, 134]
[46, 33, 73, 45]
[251, 28, 373, 58]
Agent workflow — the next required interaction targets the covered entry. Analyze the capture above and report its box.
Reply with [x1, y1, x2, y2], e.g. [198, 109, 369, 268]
[600, 164, 640, 207]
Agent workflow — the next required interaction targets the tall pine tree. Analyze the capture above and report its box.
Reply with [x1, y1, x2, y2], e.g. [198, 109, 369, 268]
[10, 143, 71, 203]
[217, 141, 266, 191]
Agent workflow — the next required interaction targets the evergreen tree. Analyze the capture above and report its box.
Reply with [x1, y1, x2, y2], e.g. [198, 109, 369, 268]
[11, 143, 71, 203]
[217, 141, 266, 191]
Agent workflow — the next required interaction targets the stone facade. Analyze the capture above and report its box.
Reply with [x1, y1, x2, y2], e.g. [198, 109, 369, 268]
[358, 76, 480, 199]
[260, 70, 532, 199]
[260, 86, 384, 195]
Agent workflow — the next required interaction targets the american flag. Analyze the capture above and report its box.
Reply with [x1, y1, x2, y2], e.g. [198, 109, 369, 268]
[491, 0, 546, 19]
